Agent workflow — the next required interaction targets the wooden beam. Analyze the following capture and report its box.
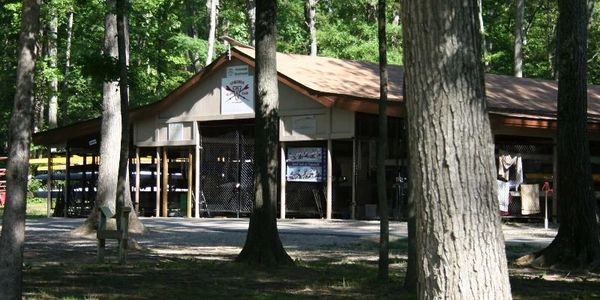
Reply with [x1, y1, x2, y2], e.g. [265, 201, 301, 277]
[280, 142, 286, 219]
[162, 147, 169, 217]
[135, 147, 140, 214]
[326, 139, 333, 220]
[187, 149, 193, 218]
[155, 147, 160, 218]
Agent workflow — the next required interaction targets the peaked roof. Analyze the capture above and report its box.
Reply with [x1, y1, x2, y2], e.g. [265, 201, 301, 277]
[33, 45, 600, 145]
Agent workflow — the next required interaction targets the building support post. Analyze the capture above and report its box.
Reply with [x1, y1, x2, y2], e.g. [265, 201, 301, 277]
[352, 138, 357, 219]
[155, 147, 161, 217]
[47, 148, 53, 217]
[187, 149, 193, 218]
[280, 142, 286, 219]
[194, 121, 201, 218]
[162, 147, 169, 217]
[64, 147, 71, 217]
[552, 137, 558, 221]
[326, 139, 333, 220]
[135, 147, 140, 214]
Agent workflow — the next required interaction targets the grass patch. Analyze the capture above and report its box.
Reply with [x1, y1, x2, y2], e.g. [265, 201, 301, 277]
[0, 197, 49, 219]
[23, 257, 414, 299]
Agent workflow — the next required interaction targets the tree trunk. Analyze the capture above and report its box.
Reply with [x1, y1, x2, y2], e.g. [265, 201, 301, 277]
[478, 0, 487, 70]
[0, 0, 40, 298]
[116, 0, 129, 227]
[517, 0, 600, 270]
[245, 0, 256, 46]
[304, 0, 317, 56]
[401, 0, 512, 298]
[60, 10, 73, 125]
[514, 0, 524, 77]
[390, 2, 400, 48]
[185, 0, 201, 72]
[206, 0, 219, 65]
[376, 0, 389, 281]
[48, 7, 58, 128]
[402, 78, 417, 291]
[236, 0, 292, 266]
[73, 0, 144, 235]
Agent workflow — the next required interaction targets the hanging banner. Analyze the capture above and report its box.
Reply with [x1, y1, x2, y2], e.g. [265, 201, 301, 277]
[221, 75, 254, 115]
[286, 147, 326, 182]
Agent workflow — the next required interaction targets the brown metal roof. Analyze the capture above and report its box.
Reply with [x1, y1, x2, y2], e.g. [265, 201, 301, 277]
[32, 45, 600, 145]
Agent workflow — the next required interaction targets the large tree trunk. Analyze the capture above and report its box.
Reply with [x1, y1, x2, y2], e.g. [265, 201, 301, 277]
[0, 0, 40, 298]
[245, 0, 256, 46]
[517, 0, 600, 270]
[401, 0, 512, 298]
[376, 0, 389, 281]
[205, 0, 219, 65]
[514, 0, 524, 77]
[73, 0, 144, 235]
[304, 0, 317, 56]
[48, 6, 58, 128]
[236, 0, 292, 266]
[116, 0, 130, 227]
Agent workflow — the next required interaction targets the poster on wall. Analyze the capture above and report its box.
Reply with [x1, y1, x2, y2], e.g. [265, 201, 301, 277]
[286, 147, 326, 182]
[221, 75, 254, 115]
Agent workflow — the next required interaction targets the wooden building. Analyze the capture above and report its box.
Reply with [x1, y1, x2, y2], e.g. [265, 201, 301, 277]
[32, 44, 600, 220]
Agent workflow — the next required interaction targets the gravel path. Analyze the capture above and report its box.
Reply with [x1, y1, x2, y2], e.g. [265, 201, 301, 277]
[21, 217, 557, 263]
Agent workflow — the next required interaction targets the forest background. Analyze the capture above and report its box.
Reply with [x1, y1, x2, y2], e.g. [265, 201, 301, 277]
[0, 0, 599, 154]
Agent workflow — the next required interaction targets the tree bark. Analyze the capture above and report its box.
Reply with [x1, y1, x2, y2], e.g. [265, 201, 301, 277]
[48, 6, 58, 128]
[401, 0, 512, 298]
[514, 0, 524, 77]
[206, 0, 219, 65]
[402, 78, 417, 291]
[304, 0, 317, 56]
[0, 0, 40, 298]
[236, 0, 292, 266]
[245, 0, 256, 46]
[376, 0, 389, 281]
[60, 10, 73, 125]
[517, 0, 600, 270]
[185, 0, 201, 72]
[72, 0, 144, 235]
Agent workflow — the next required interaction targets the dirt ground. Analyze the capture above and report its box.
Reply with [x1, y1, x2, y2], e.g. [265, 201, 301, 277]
[17, 218, 600, 299]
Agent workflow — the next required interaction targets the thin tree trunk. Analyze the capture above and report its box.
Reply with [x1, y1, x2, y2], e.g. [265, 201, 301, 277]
[236, 0, 292, 266]
[245, 0, 256, 46]
[206, 0, 219, 65]
[48, 7, 58, 127]
[401, 0, 512, 298]
[185, 0, 201, 72]
[514, 0, 524, 77]
[304, 0, 317, 56]
[60, 10, 73, 125]
[517, 0, 600, 270]
[391, 2, 400, 48]
[116, 0, 129, 227]
[0, 0, 40, 298]
[376, 0, 389, 281]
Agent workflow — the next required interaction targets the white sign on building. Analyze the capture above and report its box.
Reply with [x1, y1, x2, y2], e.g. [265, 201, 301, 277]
[221, 75, 254, 115]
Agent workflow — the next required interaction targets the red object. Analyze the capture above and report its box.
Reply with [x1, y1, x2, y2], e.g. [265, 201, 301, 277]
[542, 181, 553, 194]
[0, 192, 5, 206]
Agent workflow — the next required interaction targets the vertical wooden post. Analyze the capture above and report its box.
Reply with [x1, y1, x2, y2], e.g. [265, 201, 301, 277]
[162, 147, 169, 217]
[64, 147, 71, 217]
[155, 147, 161, 217]
[280, 142, 286, 219]
[195, 130, 201, 218]
[47, 148, 52, 217]
[187, 149, 193, 218]
[351, 138, 357, 219]
[135, 147, 140, 214]
[326, 139, 333, 220]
